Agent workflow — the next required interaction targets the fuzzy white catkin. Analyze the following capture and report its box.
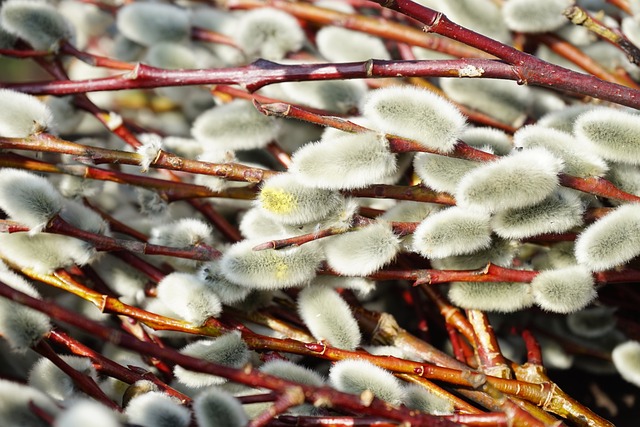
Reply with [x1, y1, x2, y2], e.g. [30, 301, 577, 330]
[290, 132, 397, 190]
[28, 355, 96, 401]
[0, 232, 95, 274]
[156, 272, 222, 324]
[53, 400, 120, 427]
[0, 379, 60, 426]
[514, 125, 608, 178]
[329, 359, 405, 405]
[403, 384, 454, 415]
[234, 8, 304, 60]
[362, 85, 467, 153]
[0, 169, 63, 233]
[193, 388, 248, 427]
[198, 261, 252, 305]
[220, 240, 322, 290]
[574, 203, 640, 271]
[279, 79, 368, 114]
[492, 189, 584, 239]
[440, 78, 531, 127]
[456, 147, 563, 212]
[436, 0, 511, 42]
[149, 217, 213, 270]
[448, 282, 534, 312]
[192, 99, 280, 151]
[173, 332, 250, 388]
[502, 0, 574, 33]
[116, 2, 189, 46]
[0, 89, 53, 138]
[135, 134, 162, 172]
[574, 108, 640, 165]
[531, 265, 596, 313]
[612, 341, 640, 388]
[0, 262, 52, 352]
[316, 26, 390, 62]
[257, 173, 346, 225]
[459, 127, 513, 156]
[324, 221, 400, 276]
[260, 359, 324, 386]
[0, 0, 75, 51]
[413, 152, 483, 194]
[412, 207, 492, 259]
[297, 285, 361, 350]
[125, 392, 190, 427]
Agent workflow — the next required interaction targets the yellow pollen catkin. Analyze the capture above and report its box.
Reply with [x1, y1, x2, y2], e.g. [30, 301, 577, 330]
[260, 188, 297, 215]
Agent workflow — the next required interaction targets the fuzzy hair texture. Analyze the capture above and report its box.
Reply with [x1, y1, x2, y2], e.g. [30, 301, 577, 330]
[362, 85, 467, 153]
[257, 173, 346, 225]
[0, 262, 51, 352]
[198, 261, 252, 305]
[531, 266, 596, 313]
[612, 341, 640, 388]
[260, 359, 324, 386]
[316, 26, 390, 62]
[149, 217, 214, 270]
[28, 355, 96, 401]
[324, 221, 400, 276]
[431, 238, 516, 270]
[456, 147, 563, 212]
[125, 392, 190, 427]
[116, 2, 189, 46]
[538, 104, 595, 133]
[440, 0, 510, 42]
[329, 359, 405, 405]
[566, 306, 617, 339]
[53, 399, 120, 427]
[192, 100, 280, 151]
[606, 163, 640, 197]
[58, 175, 103, 200]
[381, 200, 442, 223]
[220, 240, 322, 290]
[310, 275, 377, 297]
[290, 132, 397, 190]
[439, 78, 530, 126]
[174, 332, 250, 388]
[234, 8, 304, 60]
[60, 198, 108, 234]
[149, 218, 213, 248]
[46, 95, 82, 135]
[297, 285, 362, 350]
[279, 79, 368, 114]
[514, 125, 608, 178]
[0, 379, 60, 426]
[574, 203, 640, 271]
[492, 189, 584, 239]
[574, 108, 640, 165]
[136, 134, 163, 172]
[459, 127, 513, 156]
[413, 152, 483, 194]
[403, 384, 455, 415]
[412, 207, 492, 259]
[448, 282, 534, 313]
[238, 207, 286, 240]
[0, 169, 62, 232]
[0, 0, 75, 50]
[156, 272, 222, 324]
[193, 388, 248, 427]
[0, 232, 95, 274]
[502, 0, 574, 33]
[91, 255, 146, 300]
